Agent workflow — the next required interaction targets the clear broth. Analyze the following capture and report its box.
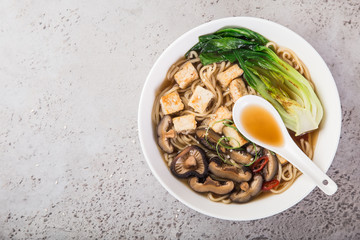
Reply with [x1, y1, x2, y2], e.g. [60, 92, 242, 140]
[241, 105, 284, 146]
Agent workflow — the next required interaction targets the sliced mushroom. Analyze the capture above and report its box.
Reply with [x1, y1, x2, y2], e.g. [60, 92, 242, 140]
[240, 182, 249, 192]
[223, 125, 248, 148]
[245, 143, 262, 156]
[189, 176, 234, 195]
[157, 115, 176, 153]
[230, 150, 253, 165]
[262, 149, 279, 181]
[230, 174, 263, 203]
[208, 158, 252, 183]
[195, 128, 225, 153]
[170, 146, 208, 178]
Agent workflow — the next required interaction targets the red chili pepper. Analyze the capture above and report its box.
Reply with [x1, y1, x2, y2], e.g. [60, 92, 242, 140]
[262, 179, 280, 191]
[251, 156, 269, 173]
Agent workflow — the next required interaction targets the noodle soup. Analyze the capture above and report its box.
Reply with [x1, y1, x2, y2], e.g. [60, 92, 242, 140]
[152, 27, 322, 204]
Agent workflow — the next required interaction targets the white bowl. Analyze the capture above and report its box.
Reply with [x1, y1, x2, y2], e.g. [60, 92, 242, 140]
[138, 17, 341, 221]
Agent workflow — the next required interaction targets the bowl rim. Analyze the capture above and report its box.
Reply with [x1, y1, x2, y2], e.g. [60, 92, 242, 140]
[138, 16, 341, 221]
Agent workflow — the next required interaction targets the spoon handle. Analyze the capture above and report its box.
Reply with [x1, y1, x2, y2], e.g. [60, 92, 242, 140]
[281, 143, 338, 195]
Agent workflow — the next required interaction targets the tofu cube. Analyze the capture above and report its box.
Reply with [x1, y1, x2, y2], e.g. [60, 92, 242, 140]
[160, 91, 184, 115]
[223, 125, 248, 148]
[174, 62, 199, 89]
[209, 106, 232, 133]
[188, 86, 214, 113]
[173, 114, 197, 133]
[229, 78, 248, 102]
[217, 64, 244, 88]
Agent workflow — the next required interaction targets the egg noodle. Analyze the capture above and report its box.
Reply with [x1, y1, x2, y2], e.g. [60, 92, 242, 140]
[152, 43, 315, 203]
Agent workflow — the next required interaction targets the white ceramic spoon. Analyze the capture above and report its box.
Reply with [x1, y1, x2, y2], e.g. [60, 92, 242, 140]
[232, 95, 338, 195]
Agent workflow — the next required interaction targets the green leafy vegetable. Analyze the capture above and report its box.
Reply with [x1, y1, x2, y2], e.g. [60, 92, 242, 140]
[186, 27, 269, 57]
[187, 27, 323, 135]
[234, 47, 323, 135]
[213, 27, 269, 45]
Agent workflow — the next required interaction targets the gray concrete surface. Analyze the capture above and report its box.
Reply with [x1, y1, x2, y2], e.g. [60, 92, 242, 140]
[0, 0, 359, 239]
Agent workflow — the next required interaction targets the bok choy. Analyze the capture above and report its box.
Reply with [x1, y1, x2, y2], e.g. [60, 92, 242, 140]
[187, 27, 323, 136]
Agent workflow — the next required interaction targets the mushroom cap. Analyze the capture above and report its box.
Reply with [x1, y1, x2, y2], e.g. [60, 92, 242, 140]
[230, 150, 253, 165]
[157, 115, 176, 153]
[208, 159, 252, 183]
[262, 149, 279, 181]
[189, 176, 234, 195]
[170, 146, 208, 178]
[230, 174, 264, 203]
[195, 128, 226, 153]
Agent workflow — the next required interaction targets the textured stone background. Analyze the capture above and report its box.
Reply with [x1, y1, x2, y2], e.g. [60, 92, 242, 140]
[0, 0, 359, 239]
